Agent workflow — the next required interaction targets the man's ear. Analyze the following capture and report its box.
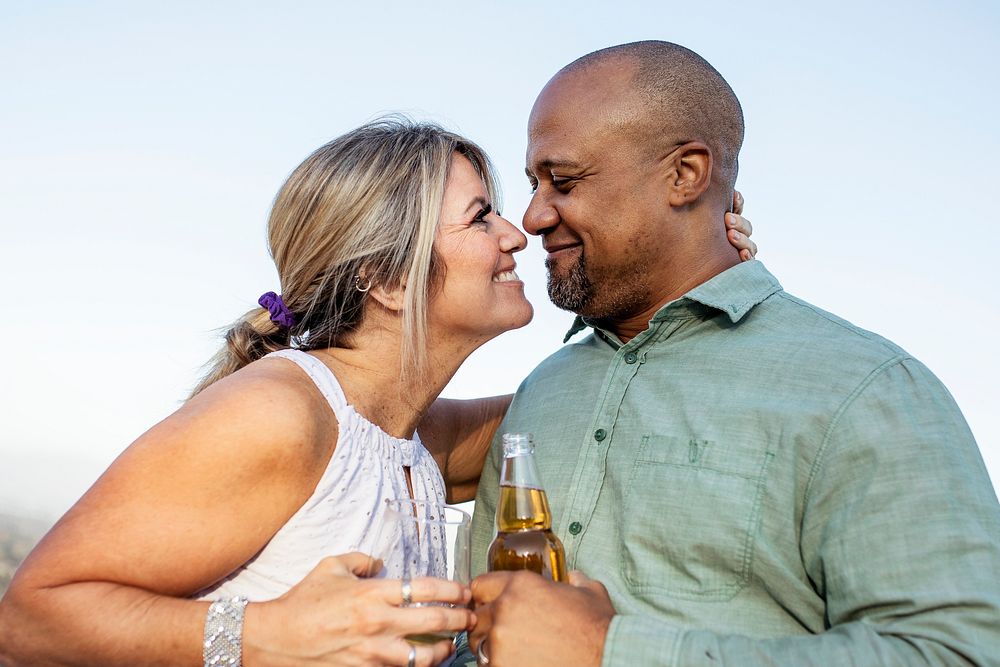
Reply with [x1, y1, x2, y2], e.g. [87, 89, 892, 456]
[665, 142, 713, 207]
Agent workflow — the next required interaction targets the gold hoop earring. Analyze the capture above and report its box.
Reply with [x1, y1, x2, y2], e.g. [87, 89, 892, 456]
[354, 275, 372, 293]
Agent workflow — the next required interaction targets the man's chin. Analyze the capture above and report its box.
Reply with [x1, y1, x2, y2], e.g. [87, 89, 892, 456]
[545, 256, 593, 313]
[547, 279, 590, 313]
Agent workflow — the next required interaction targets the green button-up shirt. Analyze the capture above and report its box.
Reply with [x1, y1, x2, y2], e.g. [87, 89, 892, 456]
[470, 261, 1000, 666]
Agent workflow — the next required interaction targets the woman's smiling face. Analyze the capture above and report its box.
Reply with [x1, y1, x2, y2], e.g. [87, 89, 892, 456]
[429, 154, 533, 342]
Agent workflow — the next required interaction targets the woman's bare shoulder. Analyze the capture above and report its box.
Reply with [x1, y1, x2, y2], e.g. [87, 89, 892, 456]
[181, 354, 338, 469]
[12, 355, 340, 596]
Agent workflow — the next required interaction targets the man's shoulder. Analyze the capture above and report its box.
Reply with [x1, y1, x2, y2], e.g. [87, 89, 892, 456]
[755, 289, 911, 365]
[696, 261, 911, 368]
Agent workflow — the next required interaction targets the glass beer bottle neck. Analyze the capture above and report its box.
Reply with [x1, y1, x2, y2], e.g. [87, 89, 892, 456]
[496, 440, 555, 531]
[499, 452, 544, 487]
[496, 484, 554, 531]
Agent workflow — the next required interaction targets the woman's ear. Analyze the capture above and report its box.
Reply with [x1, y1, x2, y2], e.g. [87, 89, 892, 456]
[366, 278, 407, 313]
[664, 142, 713, 207]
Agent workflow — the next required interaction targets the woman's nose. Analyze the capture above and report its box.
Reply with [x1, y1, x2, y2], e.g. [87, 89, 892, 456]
[497, 215, 528, 253]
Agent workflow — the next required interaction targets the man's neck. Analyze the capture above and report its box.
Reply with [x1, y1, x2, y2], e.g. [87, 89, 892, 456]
[601, 251, 741, 343]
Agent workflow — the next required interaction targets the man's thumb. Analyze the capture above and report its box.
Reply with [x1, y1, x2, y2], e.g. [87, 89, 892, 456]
[568, 569, 605, 592]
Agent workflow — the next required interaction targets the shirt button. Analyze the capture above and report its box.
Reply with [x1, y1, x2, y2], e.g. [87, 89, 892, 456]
[569, 521, 583, 535]
[594, 428, 607, 442]
[624, 352, 638, 364]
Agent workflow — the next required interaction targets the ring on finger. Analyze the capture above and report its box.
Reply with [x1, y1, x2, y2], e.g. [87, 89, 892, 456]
[401, 577, 413, 606]
[476, 637, 490, 665]
[407, 644, 416, 667]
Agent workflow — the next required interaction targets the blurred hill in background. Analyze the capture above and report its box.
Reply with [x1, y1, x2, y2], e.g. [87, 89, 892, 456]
[0, 513, 50, 595]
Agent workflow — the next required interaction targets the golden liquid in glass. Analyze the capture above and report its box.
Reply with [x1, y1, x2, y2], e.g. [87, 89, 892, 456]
[487, 485, 567, 582]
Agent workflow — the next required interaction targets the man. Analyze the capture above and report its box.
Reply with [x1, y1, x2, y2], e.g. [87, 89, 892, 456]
[466, 41, 1000, 666]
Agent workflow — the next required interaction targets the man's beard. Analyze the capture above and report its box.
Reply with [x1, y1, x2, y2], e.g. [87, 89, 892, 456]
[546, 254, 593, 313]
[546, 250, 649, 321]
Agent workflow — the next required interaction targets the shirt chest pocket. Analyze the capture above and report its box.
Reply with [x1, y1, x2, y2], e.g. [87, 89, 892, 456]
[621, 434, 774, 601]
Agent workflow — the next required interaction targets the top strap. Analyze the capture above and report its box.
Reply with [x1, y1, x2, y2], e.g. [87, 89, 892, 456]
[266, 349, 349, 417]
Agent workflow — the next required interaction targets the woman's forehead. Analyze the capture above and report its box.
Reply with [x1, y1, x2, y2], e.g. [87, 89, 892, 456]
[442, 156, 489, 216]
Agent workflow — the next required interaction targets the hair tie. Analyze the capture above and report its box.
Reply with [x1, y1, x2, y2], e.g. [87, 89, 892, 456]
[258, 291, 297, 328]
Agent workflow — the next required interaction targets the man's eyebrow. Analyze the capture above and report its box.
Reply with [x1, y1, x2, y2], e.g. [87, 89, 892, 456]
[463, 196, 488, 215]
[525, 158, 582, 177]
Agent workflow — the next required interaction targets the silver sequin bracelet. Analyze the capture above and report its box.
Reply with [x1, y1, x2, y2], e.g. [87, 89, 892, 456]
[203, 596, 249, 667]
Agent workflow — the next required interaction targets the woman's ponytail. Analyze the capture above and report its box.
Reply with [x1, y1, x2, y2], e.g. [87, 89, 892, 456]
[189, 306, 291, 398]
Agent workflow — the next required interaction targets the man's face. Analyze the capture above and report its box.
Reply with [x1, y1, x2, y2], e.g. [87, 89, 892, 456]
[523, 68, 671, 321]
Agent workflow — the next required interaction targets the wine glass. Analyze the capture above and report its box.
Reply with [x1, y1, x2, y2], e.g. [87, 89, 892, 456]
[371, 498, 472, 645]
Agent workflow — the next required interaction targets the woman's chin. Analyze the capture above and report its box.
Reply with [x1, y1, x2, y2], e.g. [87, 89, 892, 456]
[499, 302, 534, 333]
[512, 304, 534, 329]
[473, 305, 535, 342]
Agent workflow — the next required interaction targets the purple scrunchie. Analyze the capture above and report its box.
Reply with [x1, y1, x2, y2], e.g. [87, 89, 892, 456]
[258, 291, 297, 328]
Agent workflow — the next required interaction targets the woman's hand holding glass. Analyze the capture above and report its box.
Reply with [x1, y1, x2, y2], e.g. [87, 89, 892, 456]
[243, 550, 474, 667]
[371, 500, 473, 648]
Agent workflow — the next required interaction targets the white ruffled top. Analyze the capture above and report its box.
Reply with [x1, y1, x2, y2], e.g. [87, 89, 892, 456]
[195, 349, 448, 601]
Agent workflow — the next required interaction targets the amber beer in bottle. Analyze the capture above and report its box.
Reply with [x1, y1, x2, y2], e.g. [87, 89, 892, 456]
[487, 433, 567, 582]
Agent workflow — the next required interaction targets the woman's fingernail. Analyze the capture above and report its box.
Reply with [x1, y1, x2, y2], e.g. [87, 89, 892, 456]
[732, 231, 741, 240]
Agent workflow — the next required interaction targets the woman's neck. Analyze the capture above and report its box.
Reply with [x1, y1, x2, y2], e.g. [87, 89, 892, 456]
[311, 329, 476, 440]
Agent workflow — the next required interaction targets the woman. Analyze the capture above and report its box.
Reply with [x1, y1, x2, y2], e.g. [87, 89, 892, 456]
[0, 118, 755, 667]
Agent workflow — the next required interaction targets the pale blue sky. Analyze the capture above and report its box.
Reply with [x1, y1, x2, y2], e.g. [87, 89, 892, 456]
[2, 1, 998, 519]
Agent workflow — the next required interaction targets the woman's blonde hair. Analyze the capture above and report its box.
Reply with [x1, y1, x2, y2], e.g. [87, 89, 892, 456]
[190, 117, 500, 396]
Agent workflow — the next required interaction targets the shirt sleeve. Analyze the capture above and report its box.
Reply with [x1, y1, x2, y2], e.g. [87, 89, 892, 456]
[602, 357, 1000, 667]
[471, 430, 504, 577]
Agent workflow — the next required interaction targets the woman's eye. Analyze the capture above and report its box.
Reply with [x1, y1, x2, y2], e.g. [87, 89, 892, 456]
[473, 203, 493, 225]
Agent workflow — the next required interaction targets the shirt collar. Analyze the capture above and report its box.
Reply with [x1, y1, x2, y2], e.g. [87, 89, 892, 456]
[563, 260, 783, 343]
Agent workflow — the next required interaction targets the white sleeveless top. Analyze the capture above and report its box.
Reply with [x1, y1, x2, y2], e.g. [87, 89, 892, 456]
[195, 349, 448, 602]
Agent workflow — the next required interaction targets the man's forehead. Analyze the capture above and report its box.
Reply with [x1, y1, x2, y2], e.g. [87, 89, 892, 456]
[524, 114, 588, 170]
[541, 57, 637, 104]
[526, 68, 640, 168]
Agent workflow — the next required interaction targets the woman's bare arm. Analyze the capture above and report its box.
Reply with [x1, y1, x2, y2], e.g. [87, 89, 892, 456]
[420, 395, 512, 503]
[0, 356, 474, 667]
[0, 359, 334, 665]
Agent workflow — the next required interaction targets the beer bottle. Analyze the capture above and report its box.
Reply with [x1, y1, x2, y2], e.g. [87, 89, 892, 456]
[486, 433, 567, 582]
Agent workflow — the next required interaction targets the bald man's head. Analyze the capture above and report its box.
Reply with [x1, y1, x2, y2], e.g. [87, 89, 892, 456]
[558, 40, 744, 191]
